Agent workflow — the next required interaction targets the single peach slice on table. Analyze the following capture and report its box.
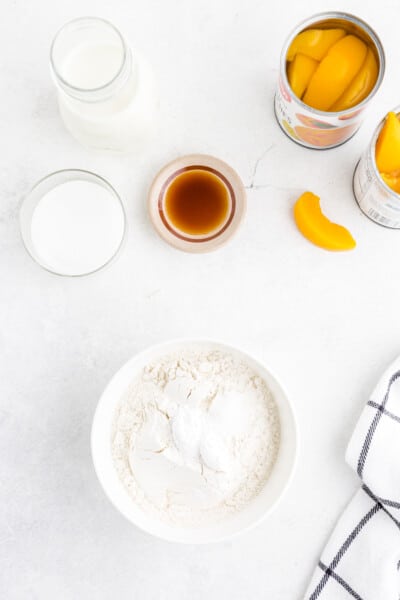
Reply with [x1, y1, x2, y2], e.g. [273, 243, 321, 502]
[287, 53, 319, 98]
[303, 35, 367, 111]
[375, 112, 400, 174]
[331, 48, 379, 112]
[286, 28, 346, 62]
[294, 191, 356, 251]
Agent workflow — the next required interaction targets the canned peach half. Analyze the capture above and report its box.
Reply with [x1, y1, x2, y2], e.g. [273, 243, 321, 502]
[354, 109, 400, 229]
[275, 12, 385, 150]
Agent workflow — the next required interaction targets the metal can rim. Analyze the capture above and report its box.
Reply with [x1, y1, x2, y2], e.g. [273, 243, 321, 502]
[280, 11, 386, 117]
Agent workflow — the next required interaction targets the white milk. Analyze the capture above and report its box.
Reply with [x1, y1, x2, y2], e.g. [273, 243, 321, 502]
[51, 19, 158, 153]
[30, 180, 125, 275]
[62, 43, 124, 89]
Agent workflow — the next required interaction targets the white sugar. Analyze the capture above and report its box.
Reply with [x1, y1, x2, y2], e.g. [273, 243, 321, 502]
[30, 180, 125, 275]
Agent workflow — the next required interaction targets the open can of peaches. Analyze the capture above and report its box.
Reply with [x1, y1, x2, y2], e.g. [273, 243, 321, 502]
[353, 110, 400, 228]
[274, 12, 385, 150]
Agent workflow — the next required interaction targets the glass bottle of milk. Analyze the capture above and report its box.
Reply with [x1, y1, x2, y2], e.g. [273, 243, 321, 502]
[50, 17, 158, 153]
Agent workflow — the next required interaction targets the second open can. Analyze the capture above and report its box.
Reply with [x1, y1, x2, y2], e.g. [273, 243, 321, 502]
[353, 109, 400, 229]
[274, 12, 385, 150]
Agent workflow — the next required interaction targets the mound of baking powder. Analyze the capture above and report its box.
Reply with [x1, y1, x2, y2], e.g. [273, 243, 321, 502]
[111, 348, 280, 525]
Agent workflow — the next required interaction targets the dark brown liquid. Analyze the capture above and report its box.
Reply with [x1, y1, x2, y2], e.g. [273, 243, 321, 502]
[164, 169, 230, 235]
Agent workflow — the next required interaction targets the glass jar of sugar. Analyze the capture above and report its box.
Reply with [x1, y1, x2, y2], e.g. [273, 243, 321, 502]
[50, 17, 158, 153]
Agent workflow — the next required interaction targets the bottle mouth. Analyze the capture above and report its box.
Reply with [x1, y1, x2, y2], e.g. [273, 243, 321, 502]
[50, 16, 131, 101]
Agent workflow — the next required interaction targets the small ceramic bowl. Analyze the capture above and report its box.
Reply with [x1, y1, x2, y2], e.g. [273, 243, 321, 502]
[91, 339, 298, 543]
[148, 155, 246, 253]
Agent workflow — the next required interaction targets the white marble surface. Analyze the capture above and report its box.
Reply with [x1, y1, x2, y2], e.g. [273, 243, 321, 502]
[2, 0, 400, 598]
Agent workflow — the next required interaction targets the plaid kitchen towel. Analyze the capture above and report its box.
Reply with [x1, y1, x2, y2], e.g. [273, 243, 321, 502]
[304, 357, 400, 600]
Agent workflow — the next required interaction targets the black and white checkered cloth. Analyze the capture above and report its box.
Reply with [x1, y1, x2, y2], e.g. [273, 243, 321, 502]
[304, 358, 400, 599]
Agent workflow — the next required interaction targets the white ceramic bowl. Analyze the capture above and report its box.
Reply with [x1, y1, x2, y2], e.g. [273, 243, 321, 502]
[91, 340, 298, 543]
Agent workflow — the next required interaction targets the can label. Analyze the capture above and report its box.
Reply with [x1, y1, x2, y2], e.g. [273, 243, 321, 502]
[353, 153, 400, 229]
[275, 76, 365, 149]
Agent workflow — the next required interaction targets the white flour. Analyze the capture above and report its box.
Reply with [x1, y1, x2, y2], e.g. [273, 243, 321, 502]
[111, 348, 280, 525]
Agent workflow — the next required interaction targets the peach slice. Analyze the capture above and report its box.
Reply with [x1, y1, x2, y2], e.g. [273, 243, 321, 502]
[294, 191, 356, 251]
[303, 35, 367, 111]
[375, 112, 400, 173]
[287, 53, 319, 98]
[287, 28, 346, 62]
[331, 48, 378, 112]
[381, 172, 400, 194]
